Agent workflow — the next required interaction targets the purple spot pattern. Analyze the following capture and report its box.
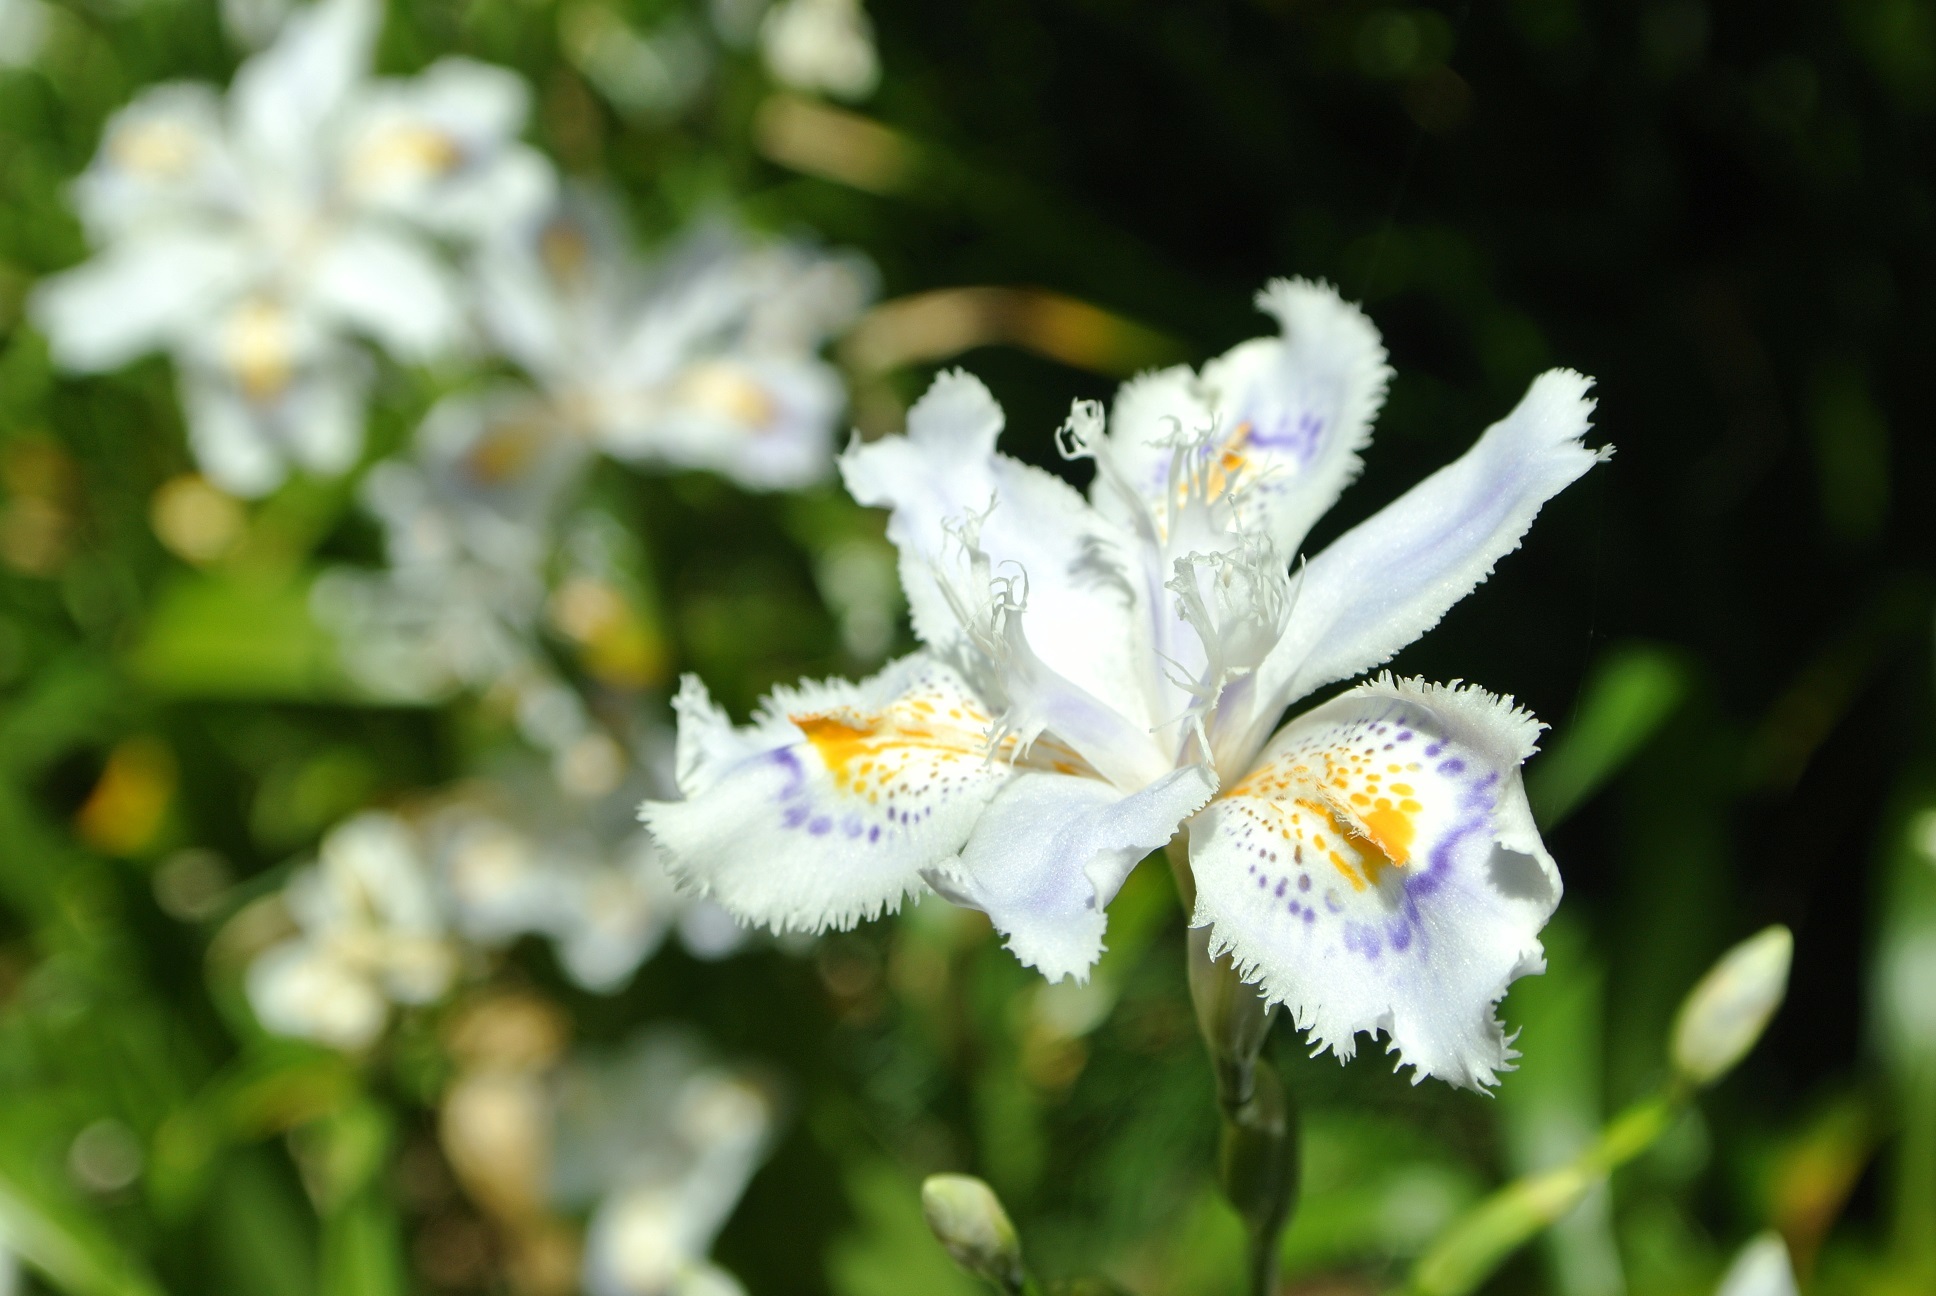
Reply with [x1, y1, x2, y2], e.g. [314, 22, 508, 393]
[1210, 695, 1508, 971]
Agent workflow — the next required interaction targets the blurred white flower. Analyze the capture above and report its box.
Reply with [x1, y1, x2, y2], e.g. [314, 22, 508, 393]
[550, 1030, 776, 1296]
[312, 388, 588, 706]
[31, 0, 554, 496]
[1714, 1232, 1798, 1296]
[760, 0, 879, 101]
[431, 767, 745, 993]
[0, 0, 49, 68]
[813, 534, 901, 663]
[475, 190, 873, 492]
[247, 811, 458, 1049]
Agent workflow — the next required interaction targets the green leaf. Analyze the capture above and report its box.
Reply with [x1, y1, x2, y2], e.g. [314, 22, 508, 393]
[0, 1163, 166, 1296]
[1528, 642, 1690, 829]
[127, 573, 363, 702]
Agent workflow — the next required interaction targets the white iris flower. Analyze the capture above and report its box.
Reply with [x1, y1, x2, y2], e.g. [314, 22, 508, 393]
[645, 280, 1607, 1088]
[31, 0, 553, 496]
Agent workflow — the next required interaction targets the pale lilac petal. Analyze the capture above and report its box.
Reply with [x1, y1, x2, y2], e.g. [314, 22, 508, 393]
[932, 763, 1215, 983]
[1230, 369, 1603, 767]
[841, 370, 1157, 735]
[1190, 676, 1557, 1089]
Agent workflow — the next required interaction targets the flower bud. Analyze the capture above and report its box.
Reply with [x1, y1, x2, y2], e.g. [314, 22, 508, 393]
[1671, 926, 1792, 1087]
[1714, 1232, 1798, 1296]
[920, 1173, 1024, 1292]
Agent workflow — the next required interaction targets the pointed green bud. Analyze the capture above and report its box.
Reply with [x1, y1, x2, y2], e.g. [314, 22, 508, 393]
[1671, 925, 1792, 1087]
[921, 1173, 1024, 1292]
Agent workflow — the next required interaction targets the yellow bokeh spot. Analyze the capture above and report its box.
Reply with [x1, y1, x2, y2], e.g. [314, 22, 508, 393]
[76, 737, 177, 857]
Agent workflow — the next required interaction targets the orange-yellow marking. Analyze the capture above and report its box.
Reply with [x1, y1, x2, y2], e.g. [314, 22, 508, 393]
[1227, 744, 1429, 890]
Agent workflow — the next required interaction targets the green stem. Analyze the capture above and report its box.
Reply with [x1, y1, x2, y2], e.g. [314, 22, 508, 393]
[1895, 1057, 1936, 1278]
[1405, 1092, 1681, 1296]
[1170, 840, 1299, 1296]
[1223, 1057, 1298, 1296]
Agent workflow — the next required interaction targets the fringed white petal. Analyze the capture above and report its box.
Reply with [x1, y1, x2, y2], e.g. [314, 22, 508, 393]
[1197, 278, 1390, 557]
[642, 654, 1014, 933]
[1234, 368, 1603, 766]
[841, 370, 1155, 733]
[1189, 676, 1558, 1090]
[1088, 364, 1213, 533]
[932, 763, 1215, 983]
[1086, 280, 1387, 563]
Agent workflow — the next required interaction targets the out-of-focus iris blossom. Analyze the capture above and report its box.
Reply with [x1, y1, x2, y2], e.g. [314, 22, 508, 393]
[472, 191, 873, 492]
[246, 811, 459, 1050]
[551, 1031, 777, 1296]
[430, 769, 744, 994]
[243, 768, 749, 1050]
[312, 191, 866, 739]
[310, 387, 588, 725]
[31, 0, 552, 496]
[646, 280, 1607, 1088]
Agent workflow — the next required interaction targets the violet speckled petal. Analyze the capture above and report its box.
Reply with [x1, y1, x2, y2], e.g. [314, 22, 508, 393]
[642, 654, 1015, 933]
[1188, 675, 1559, 1090]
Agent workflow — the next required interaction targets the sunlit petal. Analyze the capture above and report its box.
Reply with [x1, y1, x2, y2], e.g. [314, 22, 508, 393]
[642, 656, 1017, 933]
[1233, 368, 1603, 766]
[1189, 675, 1557, 1089]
